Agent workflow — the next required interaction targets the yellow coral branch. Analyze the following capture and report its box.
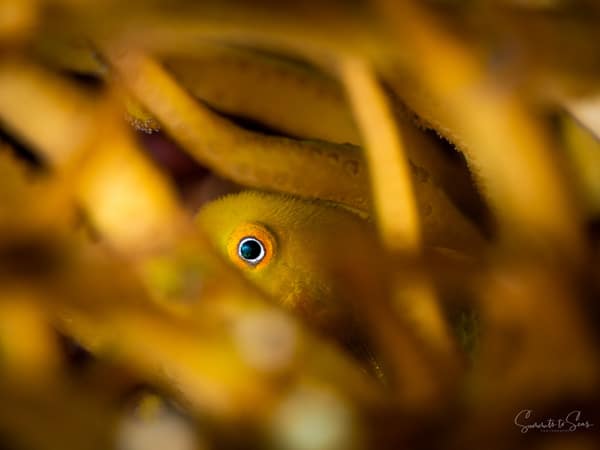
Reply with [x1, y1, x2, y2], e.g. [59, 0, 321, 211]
[378, 0, 583, 258]
[339, 56, 460, 404]
[99, 46, 370, 211]
[339, 56, 421, 253]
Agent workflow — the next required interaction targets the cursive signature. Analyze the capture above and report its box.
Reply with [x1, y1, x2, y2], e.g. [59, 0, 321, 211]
[514, 410, 595, 433]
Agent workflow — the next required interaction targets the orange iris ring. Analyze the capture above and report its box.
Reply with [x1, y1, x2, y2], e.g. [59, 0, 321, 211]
[226, 222, 277, 270]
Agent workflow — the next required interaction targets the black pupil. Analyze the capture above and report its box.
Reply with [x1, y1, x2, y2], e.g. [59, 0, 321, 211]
[240, 239, 262, 260]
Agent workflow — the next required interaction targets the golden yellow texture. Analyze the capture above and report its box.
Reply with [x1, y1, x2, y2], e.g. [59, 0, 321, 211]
[1, 1, 600, 450]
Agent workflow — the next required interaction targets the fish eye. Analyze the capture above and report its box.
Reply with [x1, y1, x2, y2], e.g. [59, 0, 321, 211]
[237, 237, 266, 265]
[227, 222, 276, 270]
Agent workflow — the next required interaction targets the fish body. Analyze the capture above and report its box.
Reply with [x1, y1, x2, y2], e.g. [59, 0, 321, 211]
[195, 190, 382, 343]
